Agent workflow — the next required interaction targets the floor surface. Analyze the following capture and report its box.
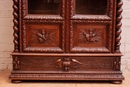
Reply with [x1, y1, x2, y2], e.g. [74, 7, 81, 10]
[0, 70, 129, 87]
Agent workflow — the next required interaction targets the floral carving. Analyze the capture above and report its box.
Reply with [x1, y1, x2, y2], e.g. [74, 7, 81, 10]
[78, 28, 102, 43]
[37, 29, 47, 43]
[30, 29, 56, 44]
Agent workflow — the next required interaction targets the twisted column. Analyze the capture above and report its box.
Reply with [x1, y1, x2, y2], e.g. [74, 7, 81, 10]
[13, 0, 19, 52]
[116, 0, 123, 52]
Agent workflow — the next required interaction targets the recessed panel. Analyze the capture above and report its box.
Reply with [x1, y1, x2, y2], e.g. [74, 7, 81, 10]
[23, 22, 64, 52]
[76, 0, 107, 15]
[28, 0, 61, 14]
[70, 22, 112, 52]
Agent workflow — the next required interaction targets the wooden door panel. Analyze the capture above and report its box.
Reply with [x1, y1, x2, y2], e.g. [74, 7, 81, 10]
[22, 21, 65, 52]
[70, 20, 112, 53]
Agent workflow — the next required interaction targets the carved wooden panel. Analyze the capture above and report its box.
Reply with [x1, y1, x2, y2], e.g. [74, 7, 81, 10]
[70, 21, 112, 52]
[22, 21, 65, 52]
[20, 57, 57, 70]
[18, 56, 114, 71]
[13, 56, 20, 70]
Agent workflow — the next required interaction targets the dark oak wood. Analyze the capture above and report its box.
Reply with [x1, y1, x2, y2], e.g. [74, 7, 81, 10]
[12, 80, 22, 83]
[10, 0, 124, 84]
[112, 80, 122, 84]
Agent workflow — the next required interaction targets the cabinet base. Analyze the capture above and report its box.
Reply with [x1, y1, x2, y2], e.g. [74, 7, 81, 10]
[10, 71, 124, 84]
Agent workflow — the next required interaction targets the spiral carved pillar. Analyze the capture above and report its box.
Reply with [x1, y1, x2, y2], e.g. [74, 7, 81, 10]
[115, 0, 123, 52]
[13, 0, 19, 52]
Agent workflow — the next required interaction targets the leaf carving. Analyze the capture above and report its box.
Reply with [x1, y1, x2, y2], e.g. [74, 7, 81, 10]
[78, 28, 102, 43]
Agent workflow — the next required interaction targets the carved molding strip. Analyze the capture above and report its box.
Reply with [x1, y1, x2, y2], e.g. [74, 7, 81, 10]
[61, 0, 65, 19]
[12, 71, 123, 74]
[109, 0, 113, 18]
[13, 0, 19, 52]
[71, 15, 111, 21]
[71, 48, 109, 53]
[22, 0, 26, 17]
[71, 20, 111, 23]
[70, 0, 74, 17]
[24, 19, 63, 23]
[24, 16, 63, 20]
[115, 0, 123, 52]
[65, 0, 71, 52]
[10, 74, 123, 79]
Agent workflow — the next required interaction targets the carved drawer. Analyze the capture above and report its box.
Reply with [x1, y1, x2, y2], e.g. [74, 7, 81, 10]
[13, 56, 117, 71]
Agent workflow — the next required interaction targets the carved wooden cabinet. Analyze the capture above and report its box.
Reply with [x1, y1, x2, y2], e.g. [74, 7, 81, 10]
[10, 0, 124, 83]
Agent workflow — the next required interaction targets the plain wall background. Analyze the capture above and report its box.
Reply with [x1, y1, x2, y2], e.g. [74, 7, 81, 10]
[0, 0, 130, 72]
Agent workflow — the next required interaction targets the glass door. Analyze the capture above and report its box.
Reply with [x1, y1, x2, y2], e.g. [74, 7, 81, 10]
[76, 0, 107, 15]
[28, 0, 61, 14]
[69, 0, 113, 53]
[21, 0, 65, 53]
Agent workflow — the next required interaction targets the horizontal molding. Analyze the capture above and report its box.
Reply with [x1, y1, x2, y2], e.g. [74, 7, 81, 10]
[11, 53, 123, 56]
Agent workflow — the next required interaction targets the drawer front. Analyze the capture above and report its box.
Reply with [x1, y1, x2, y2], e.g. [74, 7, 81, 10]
[13, 56, 116, 71]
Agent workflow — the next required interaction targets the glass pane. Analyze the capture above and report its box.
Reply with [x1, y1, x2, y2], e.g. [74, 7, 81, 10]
[76, 0, 107, 15]
[28, 0, 60, 14]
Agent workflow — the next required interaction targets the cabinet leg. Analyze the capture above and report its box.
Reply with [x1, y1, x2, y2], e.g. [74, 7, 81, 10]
[112, 80, 122, 84]
[12, 80, 22, 83]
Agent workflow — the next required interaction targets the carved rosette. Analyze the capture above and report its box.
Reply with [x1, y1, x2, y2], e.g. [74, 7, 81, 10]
[13, 0, 19, 52]
[116, 0, 123, 52]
